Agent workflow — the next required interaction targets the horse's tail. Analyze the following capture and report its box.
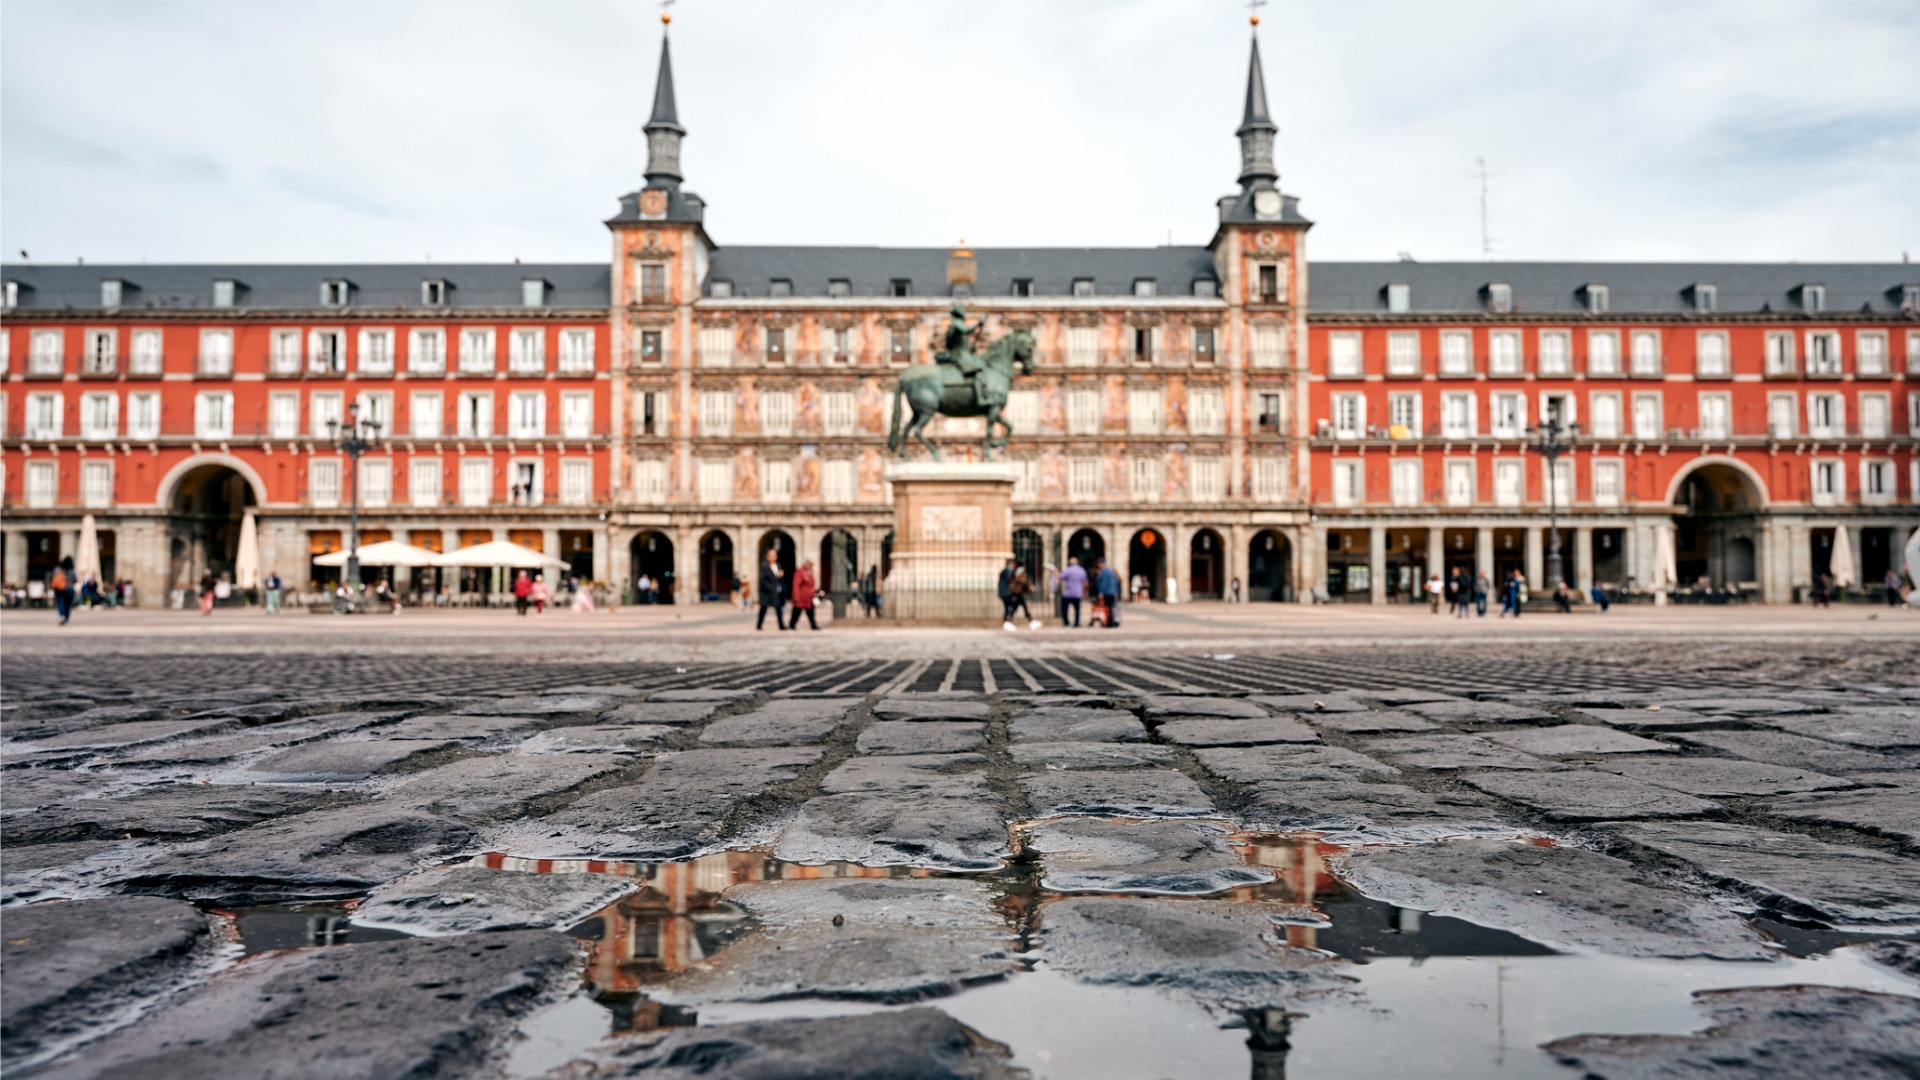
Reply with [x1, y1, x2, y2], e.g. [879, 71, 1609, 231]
[887, 381, 905, 454]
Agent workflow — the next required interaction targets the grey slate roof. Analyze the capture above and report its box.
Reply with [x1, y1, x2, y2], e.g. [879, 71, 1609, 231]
[0, 263, 610, 312]
[702, 246, 1222, 299]
[1308, 262, 1920, 316]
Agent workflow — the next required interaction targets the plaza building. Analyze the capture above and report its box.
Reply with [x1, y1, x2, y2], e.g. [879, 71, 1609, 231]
[3, 26, 1914, 604]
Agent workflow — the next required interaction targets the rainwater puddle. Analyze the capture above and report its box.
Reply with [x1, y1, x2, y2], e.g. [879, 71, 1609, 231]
[220, 902, 414, 954]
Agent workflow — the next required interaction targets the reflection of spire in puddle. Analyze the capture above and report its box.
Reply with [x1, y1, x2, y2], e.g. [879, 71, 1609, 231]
[1245, 1006, 1292, 1080]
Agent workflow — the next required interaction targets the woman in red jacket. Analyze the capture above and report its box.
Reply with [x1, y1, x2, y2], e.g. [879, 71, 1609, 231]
[788, 560, 820, 630]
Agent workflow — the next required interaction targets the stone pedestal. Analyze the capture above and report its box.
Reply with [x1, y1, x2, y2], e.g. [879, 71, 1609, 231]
[883, 462, 1016, 624]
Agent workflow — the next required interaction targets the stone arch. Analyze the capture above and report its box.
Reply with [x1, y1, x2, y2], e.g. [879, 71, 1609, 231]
[1663, 456, 1768, 510]
[156, 453, 268, 509]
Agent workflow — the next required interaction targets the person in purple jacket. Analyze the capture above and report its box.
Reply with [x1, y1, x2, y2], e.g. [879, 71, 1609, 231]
[1059, 560, 1088, 627]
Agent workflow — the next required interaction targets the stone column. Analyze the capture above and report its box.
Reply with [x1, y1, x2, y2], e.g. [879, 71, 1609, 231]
[1304, 523, 1326, 603]
[1368, 523, 1387, 604]
[1574, 527, 1594, 593]
[1621, 518, 1639, 591]
[1228, 523, 1248, 602]
[1848, 526, 1866, 591]
[3, 530, 26, 588]
[1523, 527, 1544, 590]
[1474, 526, 1493, 581]
[58, 529, 77, 561]
[676, 524, 698, 605]
[1426, 526, 1444, 585]
[1168, 523, 1187, 604]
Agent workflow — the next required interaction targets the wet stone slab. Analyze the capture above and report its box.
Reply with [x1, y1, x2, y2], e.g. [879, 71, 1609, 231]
[353, 864, 638, 936]
[1670, 730, 1899, 774]
[1482, 725, 1672, 756]
[236, 738, 463, 782]
[1301, 709, 1439, 735]
[1609, 821, 1920, 927]
[1461, 770, 1721, 821]
[1026, 818, 1274, 895]
[387, 753, 630, 822]
[821, 754, 991, 796]
[514, 725, 674, 754]
[1155, 716, 1320, 747]
[1596, 756, 1855, 797]
[1236, 782, 1507, 841]
[385, 714, 542, 743]
[1763, 708, 1920, 750]
[1363, 734, 1554, 771]
[1656, 696, 1829, 717]
[2, 783, 334, 846]
[1251, 693, 1371, 713]
[1335, 839, 1773, 960]
[581, 1007, 1020, 1079]
[1009, 708, 1148, 743]
[873, 696, 993, 721]
[855, 720, 986, 755]
[774, 793, 1013, 869]
[1193, 745, 1400, 784]
[1009, 741, 1176, 771]
[599, 700, 725, 725]
[16, 718, 245, 752]
[698, 703, 851, 747]
[1763, 786, 1920, 849]
[1037, 896, 1348, 1005]
[1570, 707, 1735, 732]
[1141, 695, 1268, 720]
[1020, 767, 1215, 817]
[32, 930, 579, 1080]
[1404, 699, 1556, 725]
[454, 693, 617, 719]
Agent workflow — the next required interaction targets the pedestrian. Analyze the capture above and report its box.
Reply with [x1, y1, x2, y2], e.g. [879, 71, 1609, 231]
[1229, 577, 1242, 603]
[756, 548, 786, 630]
[1008, 566, 1037, 630]
[1500, 569, 1524, 617]
[1043, 562, 1062, 624]
[1886, 569, 1904, 608]
[1473, 570, 1491, 617]
[1424, 572, 1443, 614]
[636, 573, 652, 604]
[1813, 573, 1832, 608]
[1094, 556, 1122, 628]
[198, 571, 218, 616]
[1589, 582, 1611, 612]
[861, 565, 881, 618]
[1553, 581, 1573, 613]
[1443, 568, 1463, 619]
[50, 557, 77, 625]
[530, 574, 549, 616]
[1059, 559, 1088, 627]
[512, 570, 533, 615]
[264, 570, 283, 614]
[788, 559, 820, 630]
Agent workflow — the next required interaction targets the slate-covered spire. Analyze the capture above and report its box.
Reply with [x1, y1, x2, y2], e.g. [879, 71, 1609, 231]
[1236, 34, 1278, 191]
[644, 26, 685, 188]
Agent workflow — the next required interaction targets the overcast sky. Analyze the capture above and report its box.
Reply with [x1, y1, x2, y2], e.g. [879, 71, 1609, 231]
[3, 0, 1916, 266]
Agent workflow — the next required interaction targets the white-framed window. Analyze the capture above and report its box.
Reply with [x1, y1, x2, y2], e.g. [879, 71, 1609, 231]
[509, 328, 546, 373]
[1629, 330, 1661, 375]
[26, 392, 63, 439]
[1698, 392, 1731, 440]
[699, 390, 733, 436]
[1189, 387, 1225, 435]
[1632, 393, 1662, 441]
[1859, 393, 1891, 439]
[1012, 457, 1040, 501]
[1810, 459, 1841, 506]
[697, 459, 733, 504]
[1387, 391, 1421, 436]
[823, 391, 857, 436]
[127, 392, 159, 440]
[1490, 392, 1525, 439]
[1386, 283, 1411, 313]
[1440, 391, 1475, 439]
[559, 329, 593, 372]
[637, 263, 667, 303]
[761, 458, 793, 504]
[1006, 389, 1039, 432]
[80, 392, 117, 440]
[455, 391, 492, 438]
[267, 392, 299, 439]
[1250, 324, 1286, 369]
[1387, 332, 1421, 376]
[1069, 457, 1100, 501]
[1587, 330, 1621, 376]
[1328, 333, 1362, 377]
[1538, 330, 1572, 376]
[1253, 455, 1285, 500]
[308, 329, 344, 374]
[1439, 330, 1472, 375]
[1907, 331, 1920, 375]
[1331, 460, 1362, 507]
[1807, 392, 1843, 438]
[522, 278, 547, 308]
[194, 391, 233, 438]
[560, 391, 593, 439]
[508, 391, 545, 438]
[1493, 459, 1524, 506]
[1764, 332, 1796, 376]
[129, 329, 163, 375]
[84, 328, 118, 374]
[410, 391, 443, 439]
[1192, 326, 1219, 364]
[310, 458, 342, 507]
[1444, 459, 1475, 506]
[1190, 457, 1224, 502]
[1540, 390, 1575, 429]
[310, 391, 344, 438]
[512, 459, 542, 505]
[1488, 331, 1522, 375]
[319, 280, 349, 307]
[1548, 458, 1574, 507]
[823, 458, 856, 504]
[828, 326, 854, 363]
[1910, 391, 1920, 432]
[410, 459, 442, 507]
[1856, 331, 1888, 376]
[1129, 456, 1163, 502]
[1257, 391, 1285, 434]
[889, 326, 914, 366]
[358, 328, 394, 374]
[359, 457, 392, 508]
[1806, 331, 1841, 376]
[210, 279, 236, 308]
[559, 458, 592, 505]
[1332, 393, 1365, 440]
[1767, 393, 1797, 439]
[763, 326, 787, 363]
[80, 460, 113, 508]
[760, 390, 795, 436]
[1860, 460, 1893, 505]
[1127, 388, 1162, 435]
[354, 390, 392, 435]
[409, 328, 446, 373]
[1066, 326, 1099, 367]
[1589, 392, 1622, 439]
[1390, 460, 1422, 507]
[194, 329, 231, 376]
[1591, 459, 1623, 506]
[699, 325, 734, 368]
[632, 457, 667, 504]
[1696, 331, 1729, 377]
[26, 461, 57, 508]
[459, 328, 496, 373]
[1067, 387, 1100, 434]
[29, 330, 64, 375]
[459, 458, 492, 506]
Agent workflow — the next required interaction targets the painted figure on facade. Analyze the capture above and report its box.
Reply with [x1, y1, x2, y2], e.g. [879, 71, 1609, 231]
[889, 303, 1033, 461]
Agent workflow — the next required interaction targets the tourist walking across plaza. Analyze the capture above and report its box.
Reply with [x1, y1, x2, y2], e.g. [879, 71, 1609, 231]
[529, 575, 549, 617]
[198, 572, 218, 617]
[1425, 572, 1443, 614]
[788, 560, 819, 630]
[1094, 557, 1121, 628]
[1501, 569, 1525, 617]
[264, 571, 283, 614]
[756, 548, 786, 630]
[1059, 559, 1087, 627]
[49, 557, 76, 625]
[1474, 571, 1491, 617]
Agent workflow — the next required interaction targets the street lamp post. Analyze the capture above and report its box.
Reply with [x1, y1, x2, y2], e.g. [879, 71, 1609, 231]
[1527, 417, 1579, 591]
[328, 403, 383, 597]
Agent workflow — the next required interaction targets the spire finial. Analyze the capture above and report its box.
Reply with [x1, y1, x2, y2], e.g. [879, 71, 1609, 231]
[643, 12, 685, 187]
[1235, 26, 1278, 190]
[1247, 0, 1266, 26]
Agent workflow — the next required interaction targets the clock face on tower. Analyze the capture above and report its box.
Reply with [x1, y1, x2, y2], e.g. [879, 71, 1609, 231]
[639, 189, 668, 218]
[1253, 190, 1282, 219]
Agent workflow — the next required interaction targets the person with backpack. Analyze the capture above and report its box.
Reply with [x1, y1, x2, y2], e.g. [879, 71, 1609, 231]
[264, 571, 283, 614]
[50, 557, 76, 625]
[1094, 557, 1122, 628]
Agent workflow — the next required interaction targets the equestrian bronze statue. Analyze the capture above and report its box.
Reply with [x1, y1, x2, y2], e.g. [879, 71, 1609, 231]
[887, 304, 1034, 460]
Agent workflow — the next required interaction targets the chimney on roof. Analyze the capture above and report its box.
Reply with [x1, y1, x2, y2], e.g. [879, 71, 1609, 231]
[643, 16, 686, 189]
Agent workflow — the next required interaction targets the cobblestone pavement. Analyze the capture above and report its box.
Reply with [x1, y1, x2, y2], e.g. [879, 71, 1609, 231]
[4, 647, 1918, 1078]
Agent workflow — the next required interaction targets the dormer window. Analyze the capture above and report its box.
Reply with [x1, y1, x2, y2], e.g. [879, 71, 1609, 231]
[890, 279, 912, 298]
[320, 279, 350, 307]
[1012, 279, 1033, 298]
[769, 279, 793, 298]
[421, 279, 447, 306]
[1486, 282, 1512, 314]
[1133, 278, 1157, 298]
[1072, 278, 1095, 298]
[1692, 283, 1717, 313]
[1800, 283, 1825, 313]
[212, 279, 236, 308]
[1900, 284, 1920, 311]
[1584, 283, 1609, 314]
[1386, 283, 1410, 313]
[521, 278, 547, 308]
[1192, 278, 1218, 298]
[3, 281, 18, 309]
[709, 280, 733, 298]
[827, 279, 851, 299]
[100, 279, 123, 309]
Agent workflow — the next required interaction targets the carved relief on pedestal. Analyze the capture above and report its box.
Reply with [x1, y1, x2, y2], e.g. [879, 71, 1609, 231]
[921, 504, 984, 542]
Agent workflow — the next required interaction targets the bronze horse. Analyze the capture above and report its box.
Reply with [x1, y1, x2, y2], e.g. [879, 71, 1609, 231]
[886, 328, 1035, 460]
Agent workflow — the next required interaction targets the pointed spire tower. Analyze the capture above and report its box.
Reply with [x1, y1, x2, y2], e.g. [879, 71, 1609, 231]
[1237, 33, 1278, 191]
[644, 22, 685, 188]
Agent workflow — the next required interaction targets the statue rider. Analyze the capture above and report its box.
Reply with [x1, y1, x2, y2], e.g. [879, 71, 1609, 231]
[934, 303, 988, 404]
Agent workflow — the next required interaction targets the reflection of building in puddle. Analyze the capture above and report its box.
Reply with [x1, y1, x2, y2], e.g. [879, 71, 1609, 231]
[1233, 833, 1346, 951]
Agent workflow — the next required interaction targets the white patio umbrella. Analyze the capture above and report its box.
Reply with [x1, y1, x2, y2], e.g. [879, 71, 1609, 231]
[74, 514, 102, 581]
[1652, 524, 1678, 590]
[234, 511, 262, 589]
[1829, 524, 1857, 588]
[1904, 526, 1920, 587]
[313, 539, 441, 568]
[432, 540, 568, 570]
